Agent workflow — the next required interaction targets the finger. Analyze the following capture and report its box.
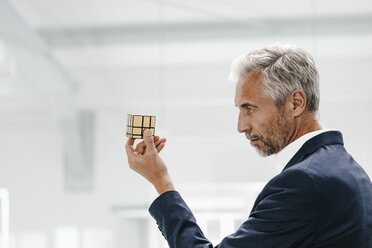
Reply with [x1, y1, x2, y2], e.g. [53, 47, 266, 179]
[154, 138, 163, 147]
[152, 136, 161, 150]
[156, 143, 165, 153]
[136, 136, 161, 154]
[125, 138, 136, 157]
[127, 138, 135, 146]
[135, 140, 146, 154]
[143, 129, 156, 153]
[155, 137, 166, 145]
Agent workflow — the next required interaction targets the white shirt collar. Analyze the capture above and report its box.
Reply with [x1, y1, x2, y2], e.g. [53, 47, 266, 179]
[275, 129, 335, 173]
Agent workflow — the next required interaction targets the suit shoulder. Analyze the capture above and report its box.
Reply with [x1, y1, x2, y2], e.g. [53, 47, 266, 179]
[260, 168, 319, 203]
[269, 167, 317, 188]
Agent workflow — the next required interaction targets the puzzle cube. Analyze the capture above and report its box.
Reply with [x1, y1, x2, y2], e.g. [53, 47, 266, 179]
[126, 114, 156, 139]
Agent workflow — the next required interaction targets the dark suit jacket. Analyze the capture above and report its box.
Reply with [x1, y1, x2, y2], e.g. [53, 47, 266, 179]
[149, 131, 372, 247]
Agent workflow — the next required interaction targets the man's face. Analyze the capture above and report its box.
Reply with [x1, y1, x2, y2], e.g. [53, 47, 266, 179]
[235, 70, 291, 156]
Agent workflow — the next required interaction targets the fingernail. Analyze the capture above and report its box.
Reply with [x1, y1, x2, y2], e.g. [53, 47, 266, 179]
[144, 129, 152, 136]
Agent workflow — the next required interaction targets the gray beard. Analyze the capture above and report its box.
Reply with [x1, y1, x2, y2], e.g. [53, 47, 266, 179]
[245, 112, 290, 157]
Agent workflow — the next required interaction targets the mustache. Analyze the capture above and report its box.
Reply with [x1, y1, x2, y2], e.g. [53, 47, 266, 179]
[245, 132, 262, 141]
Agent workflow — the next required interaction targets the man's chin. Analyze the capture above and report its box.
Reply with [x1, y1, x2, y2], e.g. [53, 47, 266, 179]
[248, 138, 276, 157]
[256, 149, 272, 157]
[252, 145, 275, 157]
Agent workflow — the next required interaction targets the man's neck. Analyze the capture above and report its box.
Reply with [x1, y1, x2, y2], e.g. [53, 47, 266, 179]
[287, 113, 322, 145]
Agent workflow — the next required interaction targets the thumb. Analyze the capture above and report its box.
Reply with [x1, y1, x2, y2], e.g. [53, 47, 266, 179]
[143, 129, 156, 152]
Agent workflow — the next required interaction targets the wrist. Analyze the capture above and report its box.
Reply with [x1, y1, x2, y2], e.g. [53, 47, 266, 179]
[153, 175, 175, 195]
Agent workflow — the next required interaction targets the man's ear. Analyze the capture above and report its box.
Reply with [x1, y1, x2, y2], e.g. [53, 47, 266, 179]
[289, 89, 307, 117]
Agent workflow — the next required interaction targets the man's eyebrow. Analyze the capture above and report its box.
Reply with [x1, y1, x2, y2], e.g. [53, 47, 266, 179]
[238, 103, 258, 108]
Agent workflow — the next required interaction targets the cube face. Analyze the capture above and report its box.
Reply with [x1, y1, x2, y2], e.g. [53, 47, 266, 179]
[126, 114, 156, 139]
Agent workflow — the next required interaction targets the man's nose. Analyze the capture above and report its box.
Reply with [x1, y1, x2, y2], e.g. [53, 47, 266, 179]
[237, 113, 252, 133]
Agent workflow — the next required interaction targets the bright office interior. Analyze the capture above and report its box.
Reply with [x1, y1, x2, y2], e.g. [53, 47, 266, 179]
[0, 0, 372, 247]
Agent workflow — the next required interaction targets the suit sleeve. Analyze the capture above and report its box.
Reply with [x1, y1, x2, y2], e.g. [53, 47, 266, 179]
[149, 169, 319, 248]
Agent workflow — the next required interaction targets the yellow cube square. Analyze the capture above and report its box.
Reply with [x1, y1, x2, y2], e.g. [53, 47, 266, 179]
[126, 114, 156, 139]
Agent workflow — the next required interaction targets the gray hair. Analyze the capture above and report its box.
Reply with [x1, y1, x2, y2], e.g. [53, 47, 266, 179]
[229, 44, 320, 115]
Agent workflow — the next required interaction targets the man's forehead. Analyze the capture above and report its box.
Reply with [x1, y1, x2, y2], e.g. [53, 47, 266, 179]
[239, 69, 262, 84]
[235, 70, 263, 105]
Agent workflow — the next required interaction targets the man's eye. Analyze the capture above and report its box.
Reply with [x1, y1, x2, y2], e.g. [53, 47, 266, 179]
[245, 107, 253, 113]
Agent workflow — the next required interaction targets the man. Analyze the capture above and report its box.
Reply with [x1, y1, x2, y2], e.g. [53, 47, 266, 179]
[125, 44, 372, 247]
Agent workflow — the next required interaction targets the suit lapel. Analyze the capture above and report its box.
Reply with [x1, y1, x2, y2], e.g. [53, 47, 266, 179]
[282, 131, 344, 171]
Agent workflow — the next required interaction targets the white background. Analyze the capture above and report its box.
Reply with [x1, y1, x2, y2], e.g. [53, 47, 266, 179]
[0, 0, 372, 247]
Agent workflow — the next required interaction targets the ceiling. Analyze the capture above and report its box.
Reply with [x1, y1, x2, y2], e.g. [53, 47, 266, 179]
[1, 0, 372, 112]
[8, 0, 372, 28]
